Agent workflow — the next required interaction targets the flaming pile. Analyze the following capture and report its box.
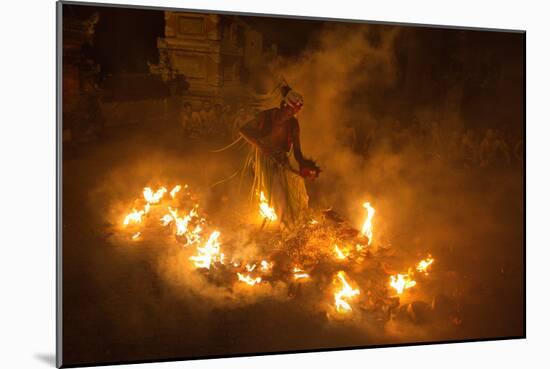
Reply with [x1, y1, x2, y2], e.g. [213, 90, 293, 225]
[119, 184, 437, 321]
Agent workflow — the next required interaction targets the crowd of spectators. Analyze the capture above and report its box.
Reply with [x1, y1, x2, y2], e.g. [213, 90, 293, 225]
[350, 119, 524, 169]
[179, 100, 524, 170]
[179, 100, 257, 141]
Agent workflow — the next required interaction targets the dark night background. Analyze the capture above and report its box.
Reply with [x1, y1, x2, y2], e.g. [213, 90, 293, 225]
[64, 5, 324, 72]
[64, 4, 523, 134]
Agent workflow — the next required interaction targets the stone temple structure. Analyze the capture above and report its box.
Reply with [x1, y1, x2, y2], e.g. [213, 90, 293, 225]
[149, 11, 272, 105]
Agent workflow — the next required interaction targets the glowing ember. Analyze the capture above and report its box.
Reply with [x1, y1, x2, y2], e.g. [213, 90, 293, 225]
[143, 203, 151, 214]
[333, 244, 348, 260]
[361, 202, 375, 244]
[143, 186, 167, 204]
[131, 232, 141, 240]
[123, 208, 145, 226]
[334, 271, 360, 313]
[389, 273, 417, 295]
[170, 185, 182, 198]
[237, 273, 262, 286]
[293, 267, 310, 280]
[259, 191, 277, 221]
[190, 230, 222, 269]
[260, 260, 273, 271]
[246, 263, 257, 272]
[416, 256, 434, 274]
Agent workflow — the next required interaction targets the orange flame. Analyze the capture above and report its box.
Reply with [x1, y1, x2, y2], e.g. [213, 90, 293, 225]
[123, 208, 145, 226]
[361, 202, 375, 244]
[333, 244, 348, 260]
[186, 224, 203, 245]
[143, 186, 167, 204]
[168, 207, 198, 238]
[190, 230, 221, 269]
[259, 191, 277, 221]
[170, 185, 182, 199]
[334, 271, 360, 313]
[237, 273, 262, 286]
[293, 267, 310, 280]
[260, 260, 273, 272]
[160, 214, 173, 226]
[389, 273, 417, 295]
[416, 256, 434, 274]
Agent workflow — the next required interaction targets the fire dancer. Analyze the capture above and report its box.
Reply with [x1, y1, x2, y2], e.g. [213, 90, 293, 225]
[239, 86, 321, 227]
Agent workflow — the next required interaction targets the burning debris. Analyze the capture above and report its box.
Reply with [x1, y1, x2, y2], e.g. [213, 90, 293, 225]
[119, 184, 438, 322]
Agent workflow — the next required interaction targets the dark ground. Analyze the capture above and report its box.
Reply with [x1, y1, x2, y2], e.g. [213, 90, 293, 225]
[62, 121, 524, 366]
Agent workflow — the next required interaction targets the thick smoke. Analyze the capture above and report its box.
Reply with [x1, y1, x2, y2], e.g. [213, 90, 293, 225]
[268, 24, 401, 226]
[267, 23, 523, 339]
[269, 23, 522, 257]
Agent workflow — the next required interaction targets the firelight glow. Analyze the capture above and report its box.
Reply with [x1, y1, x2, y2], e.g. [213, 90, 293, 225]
[361, 202, 375, 244]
